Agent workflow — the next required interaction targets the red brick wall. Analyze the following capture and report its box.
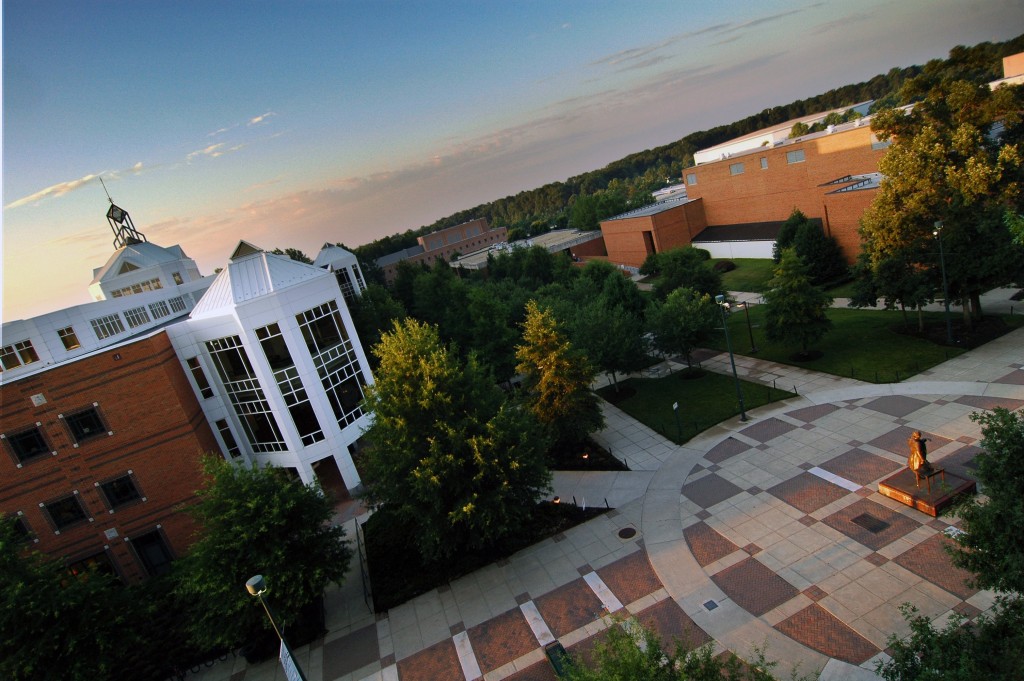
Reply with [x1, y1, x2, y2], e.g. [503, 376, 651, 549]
[0, 331, 217, 583]
[570, 235, 607, 258]
[685, 126, 884, 262]
[600, 199, 707, 268]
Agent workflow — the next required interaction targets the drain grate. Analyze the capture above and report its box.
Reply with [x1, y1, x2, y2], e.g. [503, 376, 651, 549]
[702, 600, 719, 612]
[851, 513, 889, 534]
[618, 527, 637, 539]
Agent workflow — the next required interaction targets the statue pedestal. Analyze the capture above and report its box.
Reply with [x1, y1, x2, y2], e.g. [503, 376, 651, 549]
[877, 468, 975, 517]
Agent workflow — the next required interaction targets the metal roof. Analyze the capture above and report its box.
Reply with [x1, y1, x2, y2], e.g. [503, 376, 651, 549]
[191, 248, 329, 318]
[602, 196, 696, 222]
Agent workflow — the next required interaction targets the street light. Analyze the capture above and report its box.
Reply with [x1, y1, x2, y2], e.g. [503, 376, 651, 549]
[715, 294, 748, 422]
[933, 221, 954, 345]
[246, 575, 308, 681]
[736, 301, 757, 353]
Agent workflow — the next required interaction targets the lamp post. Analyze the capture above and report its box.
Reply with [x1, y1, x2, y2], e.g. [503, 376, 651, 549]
[715, 294, 748, 422]
[672, 401, 682, 441]
[933, 221, 954, 345]
[737, 301, 757, 353]
[246, 575, 308, 681]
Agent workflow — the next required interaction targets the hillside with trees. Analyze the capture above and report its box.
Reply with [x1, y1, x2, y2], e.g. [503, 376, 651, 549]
[349, 34, 1024, 267]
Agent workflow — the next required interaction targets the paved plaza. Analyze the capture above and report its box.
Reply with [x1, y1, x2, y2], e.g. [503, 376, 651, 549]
[192, 299, 1023, 681]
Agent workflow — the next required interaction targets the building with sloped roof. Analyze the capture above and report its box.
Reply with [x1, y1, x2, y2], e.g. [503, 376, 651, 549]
[2, 202, 373, 582]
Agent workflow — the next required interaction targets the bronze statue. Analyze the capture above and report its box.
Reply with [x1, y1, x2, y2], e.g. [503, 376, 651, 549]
[907, 430, 933, 485]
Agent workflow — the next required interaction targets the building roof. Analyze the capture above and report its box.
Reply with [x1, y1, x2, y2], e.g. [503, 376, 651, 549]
[190, 243, 328, 317]
[90, 241, 191, 284]
[313, 243, 358, 270]
[691, 218, 822, 243]
[602, 196, 696, 222]
[375, 245, 425, 268]
[451, 229, 600, 270]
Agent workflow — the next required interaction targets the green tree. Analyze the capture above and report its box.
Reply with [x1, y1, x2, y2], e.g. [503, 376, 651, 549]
[788, 121, 810, 138]
[860, 77, 1024, 327]
[0, 516, 138, 680]
[565, 617, 783, 681]
[361, 319, 550, 562]
[572, 301, 647, 391]
[950, 408, 1024, 594]
[642, 247, 722, 300]
[174, 457, 351, 652]
[516, 300, 604, 447]
[647, 287, 719, 368]
[270, 247, 314, 264]
[792, 218, 848, 286]
[348, 283, 406, 361]
[763, 249, 833, 356]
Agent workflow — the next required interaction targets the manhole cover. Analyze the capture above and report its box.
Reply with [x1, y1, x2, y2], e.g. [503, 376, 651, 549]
[851, 513, 889, 534]
[618, 527, 637, 539]
[702, 600, 719, 611]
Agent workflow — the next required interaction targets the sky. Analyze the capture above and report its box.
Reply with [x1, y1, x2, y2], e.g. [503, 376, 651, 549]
[3, 0, 1023, 322]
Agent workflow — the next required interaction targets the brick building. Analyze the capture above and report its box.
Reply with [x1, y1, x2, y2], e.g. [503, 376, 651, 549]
[376, 218, 508, 283]
[2, 202, 374, 579]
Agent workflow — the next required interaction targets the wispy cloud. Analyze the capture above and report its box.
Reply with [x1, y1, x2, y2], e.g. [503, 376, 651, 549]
[5, 172, 102, 209]
[208, 126, 233, 137]
[249, 111, 276, 126]
[186, 143, 226, 161]
[813, 12, 869, 34]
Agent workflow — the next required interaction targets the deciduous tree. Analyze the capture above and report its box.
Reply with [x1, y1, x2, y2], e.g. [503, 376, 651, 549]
[647, 287, 719, 368]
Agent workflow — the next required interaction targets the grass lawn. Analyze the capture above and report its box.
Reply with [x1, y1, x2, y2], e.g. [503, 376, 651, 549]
[716, 258, 776, 292]
[707, 306, 1024, 383]
[597, 370, 795, 444]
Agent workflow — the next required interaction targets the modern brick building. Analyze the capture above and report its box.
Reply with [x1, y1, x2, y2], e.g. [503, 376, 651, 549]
[375, 217, 509, 283]
[2, 202, 375, 580]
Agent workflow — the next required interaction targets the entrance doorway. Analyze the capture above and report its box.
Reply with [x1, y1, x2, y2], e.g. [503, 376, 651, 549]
[311, 456, 350, 504]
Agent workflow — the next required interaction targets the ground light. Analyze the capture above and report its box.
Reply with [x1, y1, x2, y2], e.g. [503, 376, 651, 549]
[715, 294, 748, 422]
[246, 574, 308, 681]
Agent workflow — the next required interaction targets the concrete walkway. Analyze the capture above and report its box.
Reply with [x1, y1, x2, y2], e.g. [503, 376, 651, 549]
[189, 292, 1023, 681]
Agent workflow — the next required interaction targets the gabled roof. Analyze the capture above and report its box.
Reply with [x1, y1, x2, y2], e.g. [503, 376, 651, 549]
[190, 245, 329, 318]
[90, 242, 191, 284]
[313, 243, 358, 270]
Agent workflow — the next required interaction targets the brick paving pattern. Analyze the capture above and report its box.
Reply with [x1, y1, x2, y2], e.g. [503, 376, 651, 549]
[934, 445, 982, 480]
[503, 660, 559, 681]
[597, 551, 662, 605]
[704, 436, 751, 464]
[738, 417, 798, 443]
[533, 578, 606, 638]
[861, 395, 929, 418]
[766, 472, 850, 514]
[954, 395, 1024, 411]
[711, 557, 800, 616]
[395, 638, 462, 681]
[774, 604, 879, 665]
[818, 448, 902, 486]
[467, 607, 540, 674]
[994, 369, 1024, 385]
[821, 498, 921, 551]
[867, 426, 951, 457]
[785, 403, 840, 423]
[323, 623, 379, 678]
[894, 534, 979, 600]
[681, 472, 744, 508]
[684, 521, 741, 567]
[635, 598, 713, 649]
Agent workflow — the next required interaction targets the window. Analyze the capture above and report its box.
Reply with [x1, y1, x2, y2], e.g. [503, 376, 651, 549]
[124, 306, 151, 329]
[215, 419, 241, 458]
[297, 301, 366, 427]
[67, 551, 119, 581]
[109, 278, 163, 298]
[0, 340, 40, 370]
[172, 272, 184, 285]
[63, 406, 108, 444]
[58, 327, 81, 350]
[335, 268, 359, 304]
[131, 529, 174, 576]
[870, 134, 891, 151]
[10, 514, 34, 543]
[729, 162, 745, 175]
[3, 425, 52, 464]
[206, 336, 286, 452]
[786, 149, 805, 164]
[98, 473, 142, 510]
[186, 357, 214, 398]
[43, 494, 88, 531]
[685, 172, 697, 186]
[90, 314, 125, 340]
[257, 323, 324, 446]
[149, 300, 171, 319]
[760, 157, 768, 170]
[168, 296, 186, 313]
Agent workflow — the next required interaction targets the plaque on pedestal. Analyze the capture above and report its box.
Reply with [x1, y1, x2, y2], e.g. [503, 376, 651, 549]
[877, 468, 976, 517]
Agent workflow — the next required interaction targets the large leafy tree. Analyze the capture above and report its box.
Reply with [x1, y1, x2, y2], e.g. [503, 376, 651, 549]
[516, 300, 604, 447]
[361, 319, 550, 562]
[174, 457, 351, 652]
[647, 287, 719, 368]
[859, 76, 1024, 327]
[348, 282, 406, 361]
[640, 247, 723, 300]
[763, 249, 833, 356]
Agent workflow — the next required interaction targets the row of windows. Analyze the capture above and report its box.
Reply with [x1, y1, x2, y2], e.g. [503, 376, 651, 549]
[88, 296, 186, 341]
[8, 514, 173, 579]
[0, 339, 40, 371]
[2, 406, 109, 466]
[10, 472, 143, 538]
[109, 278, 163, 298]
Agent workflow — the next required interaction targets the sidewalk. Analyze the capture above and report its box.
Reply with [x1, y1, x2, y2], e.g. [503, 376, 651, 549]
[188, 320, 1024, 681]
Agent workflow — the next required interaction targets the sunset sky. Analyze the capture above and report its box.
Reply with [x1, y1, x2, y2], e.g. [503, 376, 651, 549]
[3, 0, 1022, 321]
